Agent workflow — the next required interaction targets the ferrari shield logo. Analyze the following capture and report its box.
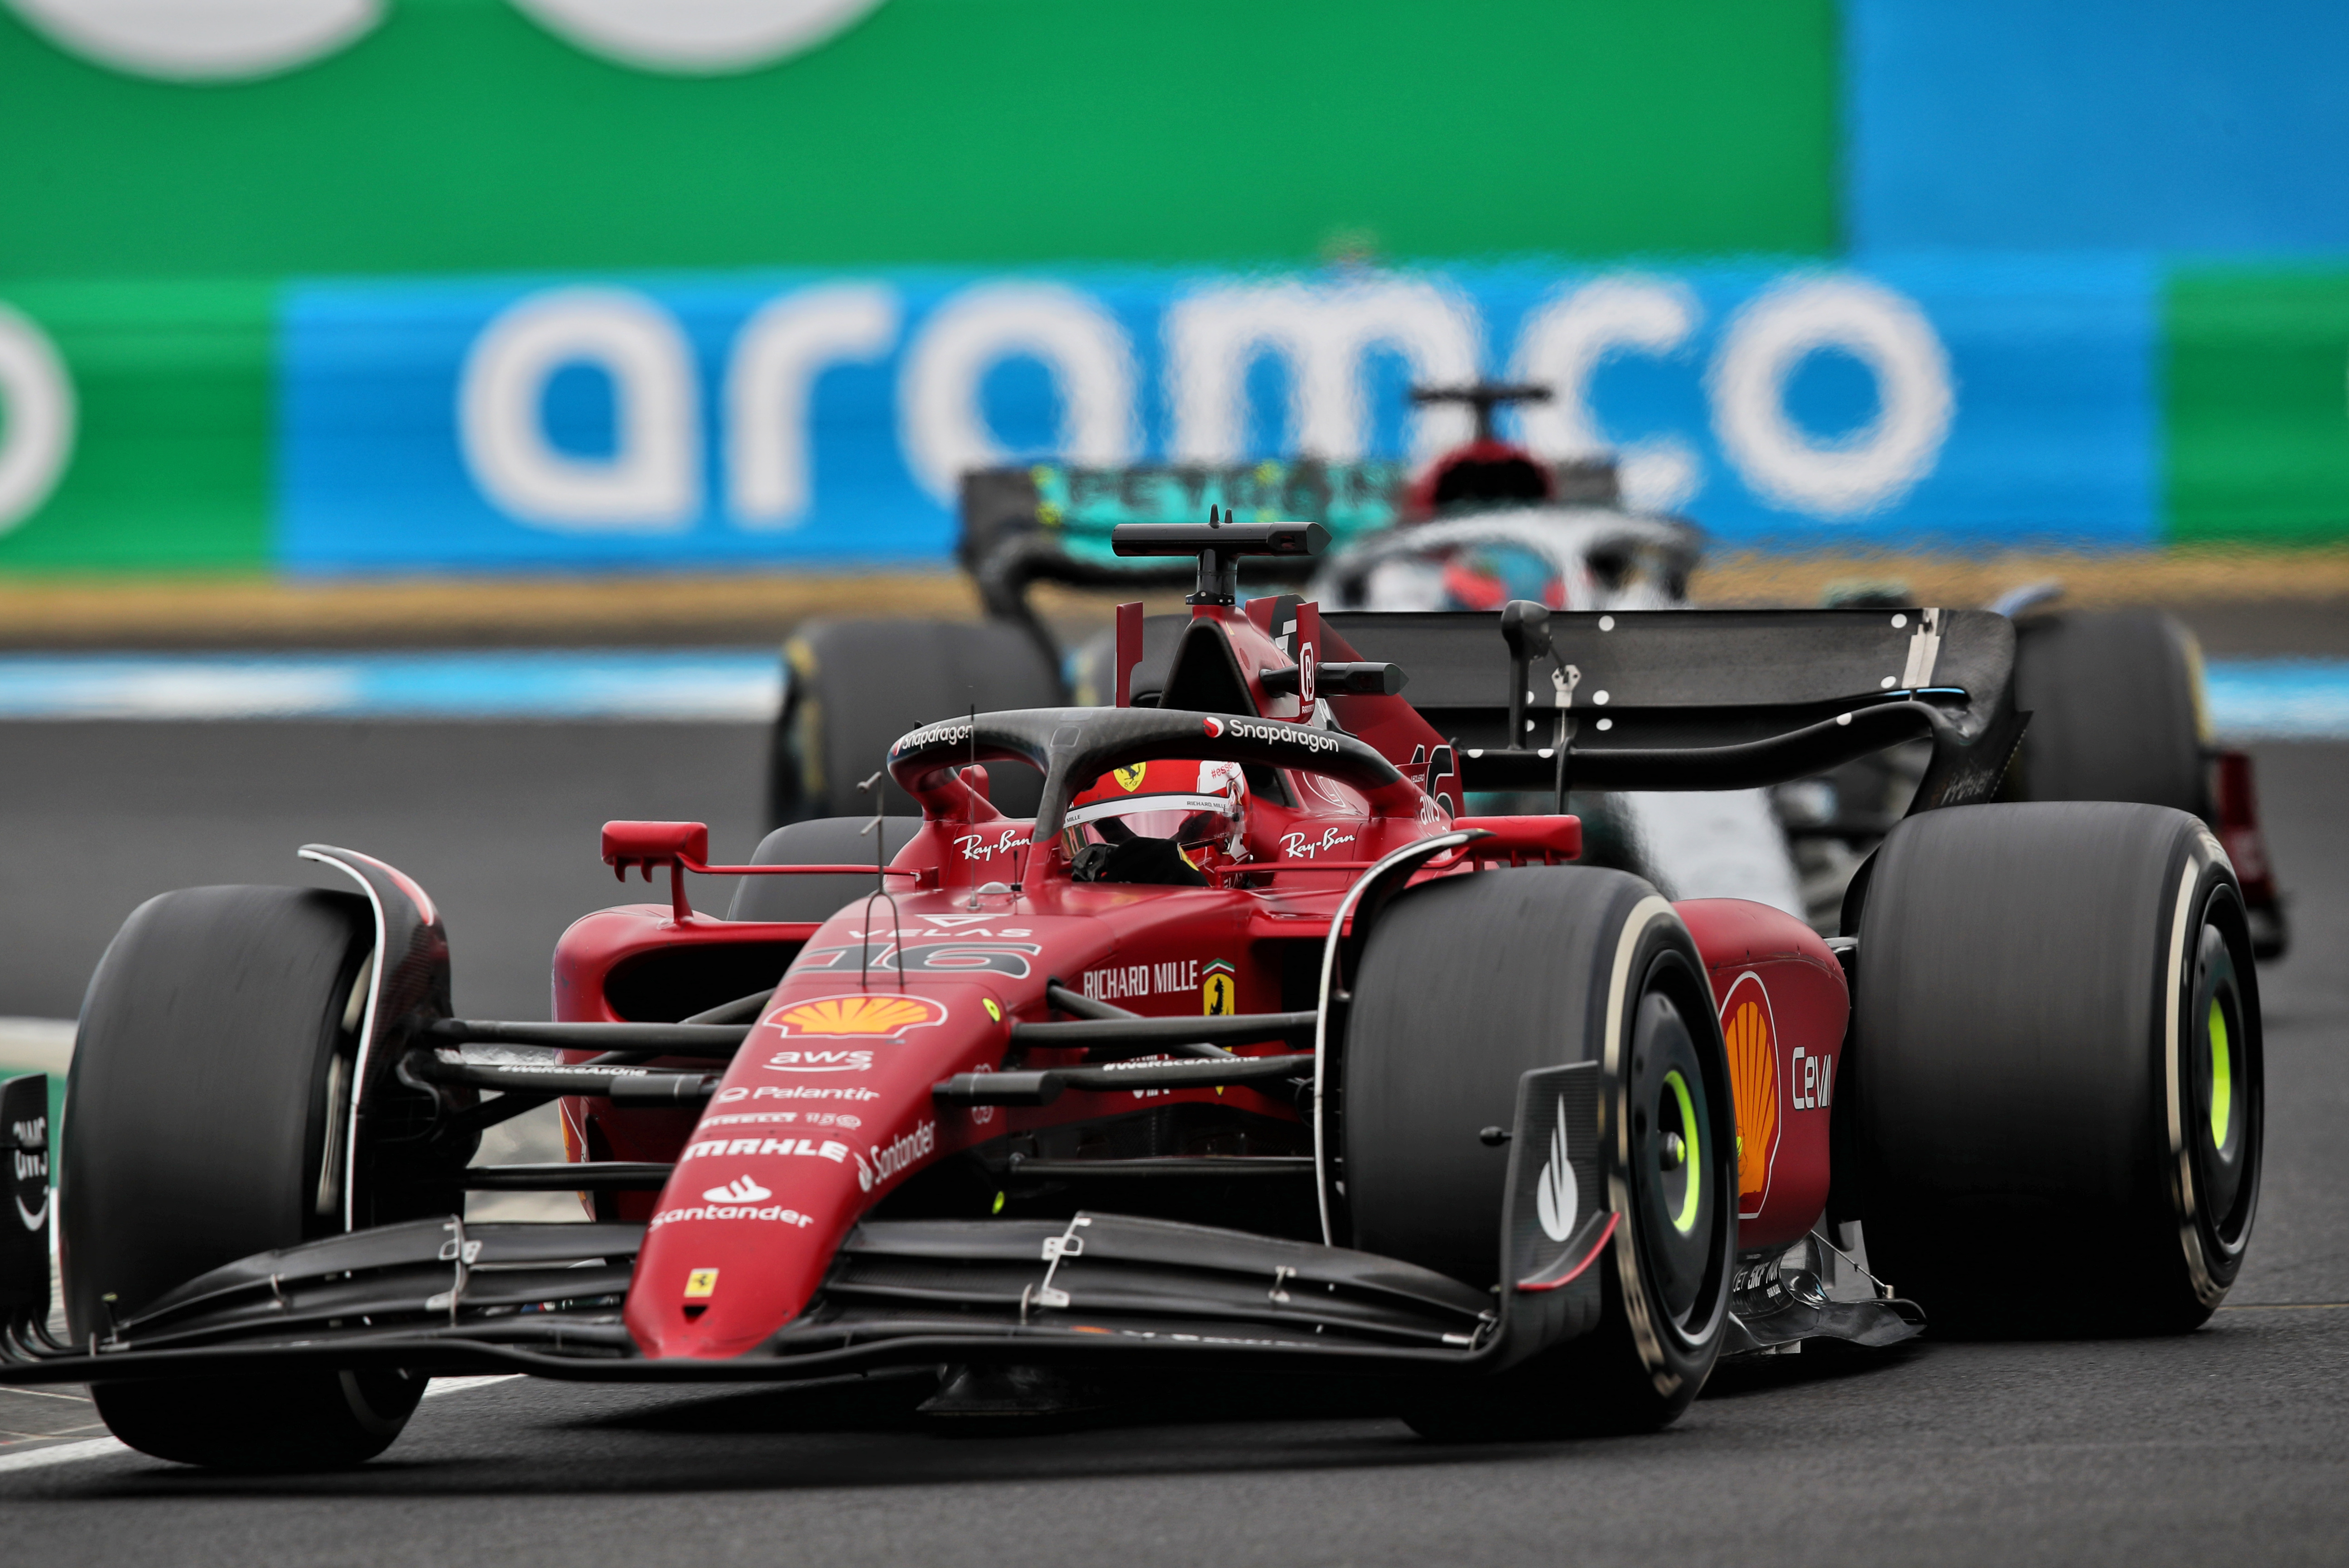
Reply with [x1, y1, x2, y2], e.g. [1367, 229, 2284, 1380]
[1201, 961, 1236, 1015]
[1114, 763, 1148, 791]
[683, 1268, 719, 1299]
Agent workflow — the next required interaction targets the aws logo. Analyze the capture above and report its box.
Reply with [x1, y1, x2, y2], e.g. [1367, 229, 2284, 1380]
[1719, 972, 1781, 1221]
[767, 993, 946, 1038]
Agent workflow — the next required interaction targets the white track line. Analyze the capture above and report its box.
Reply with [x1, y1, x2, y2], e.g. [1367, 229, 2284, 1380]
[0, 1436, 124, 1474]
[0, 1373, 523, 1475]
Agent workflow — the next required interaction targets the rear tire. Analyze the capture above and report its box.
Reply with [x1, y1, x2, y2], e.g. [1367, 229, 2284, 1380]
[767, 619, 1061, 827]
[1344, 867, 1737, 1438]
[65, 885, 426, 1468]
[2009, 609, 2208, 815]
[1848, 803, 2260, 1335]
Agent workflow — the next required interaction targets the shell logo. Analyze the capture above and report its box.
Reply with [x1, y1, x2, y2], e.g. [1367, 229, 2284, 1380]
[1720, 972, 1780, 1220]
[770, 993, 947, 1038]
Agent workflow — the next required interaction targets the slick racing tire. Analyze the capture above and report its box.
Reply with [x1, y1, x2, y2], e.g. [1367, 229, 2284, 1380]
[65, 885, 427, 1468]
[1847, 803, 2260, 1335]
[1068, 612, 1190, 707]
[1344, 867, 1738, 1439]
[766, 618, 1061, 827]
[2009, 608, 2208, 816]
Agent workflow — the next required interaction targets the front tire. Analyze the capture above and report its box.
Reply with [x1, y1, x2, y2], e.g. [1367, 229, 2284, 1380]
[1847, 802, 2261, 1334]
[65, 885, 426, 1468]
[1343, 867, 1737, 1438]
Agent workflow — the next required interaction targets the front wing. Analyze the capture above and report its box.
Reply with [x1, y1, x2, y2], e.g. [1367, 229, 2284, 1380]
[0, 1068, 1613, 1387]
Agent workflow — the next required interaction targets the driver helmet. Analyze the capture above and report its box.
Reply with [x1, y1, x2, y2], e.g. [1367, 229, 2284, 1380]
[1064, 759, 1247, 854]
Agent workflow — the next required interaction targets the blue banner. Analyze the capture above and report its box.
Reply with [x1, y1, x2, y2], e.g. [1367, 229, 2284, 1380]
[279, 258, 2156, 573]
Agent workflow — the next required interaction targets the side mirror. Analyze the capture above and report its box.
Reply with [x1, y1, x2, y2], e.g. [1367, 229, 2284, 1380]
[601, 821, 710, 880]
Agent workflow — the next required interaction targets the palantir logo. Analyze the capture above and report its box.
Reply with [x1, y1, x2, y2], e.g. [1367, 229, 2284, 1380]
[1535, 1107, 1576, 1243]
[702, 1175, 771, 1204]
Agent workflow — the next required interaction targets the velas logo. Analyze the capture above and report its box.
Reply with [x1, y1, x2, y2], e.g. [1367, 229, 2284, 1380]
[769, 994, 947, 1037]
[702, 1175, 771, 1203]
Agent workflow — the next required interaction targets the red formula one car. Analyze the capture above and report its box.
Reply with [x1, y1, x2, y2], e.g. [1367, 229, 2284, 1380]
[0, 522, 2262, 1469]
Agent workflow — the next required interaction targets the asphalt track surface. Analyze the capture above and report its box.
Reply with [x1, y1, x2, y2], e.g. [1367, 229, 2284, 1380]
[0, 724, 2344, 1566]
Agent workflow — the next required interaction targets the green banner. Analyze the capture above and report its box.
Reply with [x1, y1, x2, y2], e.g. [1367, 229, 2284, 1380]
[2165, 267, 2349, 544]
[0, 282, 271, 572]
[0, 0, 1838, 281]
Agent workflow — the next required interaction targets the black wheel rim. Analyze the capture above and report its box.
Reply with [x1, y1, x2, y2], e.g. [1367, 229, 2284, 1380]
[1626, 986, 1721, 1328]
[2187, 896, 2258, 1253]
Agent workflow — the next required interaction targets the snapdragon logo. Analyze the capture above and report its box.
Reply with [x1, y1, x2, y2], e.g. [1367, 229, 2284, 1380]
[1224, 718, 1342, 755]
[894, 720, 974, 756]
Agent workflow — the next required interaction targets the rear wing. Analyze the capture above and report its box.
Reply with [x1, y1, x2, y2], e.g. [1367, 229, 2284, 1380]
[961, 461, 1410, 575]
[960, 461, 1414, 667]
[1321, 606, 2025, 810]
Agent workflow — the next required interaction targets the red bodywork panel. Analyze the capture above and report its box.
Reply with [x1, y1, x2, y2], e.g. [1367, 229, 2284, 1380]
[548, 598, 1834, 1362]
[1675, 899, 1850, 1251]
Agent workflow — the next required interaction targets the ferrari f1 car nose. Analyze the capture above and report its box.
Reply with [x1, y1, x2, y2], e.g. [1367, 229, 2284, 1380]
[625, 980, 1009, 1359]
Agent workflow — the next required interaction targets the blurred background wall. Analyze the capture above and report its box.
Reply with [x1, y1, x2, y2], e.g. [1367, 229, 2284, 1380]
[0, 0, 2340, 574]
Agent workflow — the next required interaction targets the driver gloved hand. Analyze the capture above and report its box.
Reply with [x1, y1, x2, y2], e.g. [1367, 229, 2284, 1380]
[1069, 837, 1210, 888]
